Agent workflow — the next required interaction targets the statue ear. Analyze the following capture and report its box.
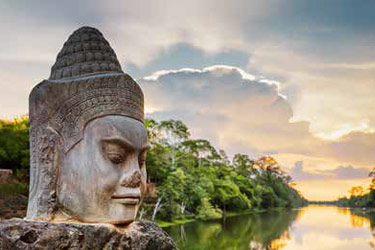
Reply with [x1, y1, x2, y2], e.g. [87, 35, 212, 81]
[47, 128, 64, 219]
[27, 125, 63, 221]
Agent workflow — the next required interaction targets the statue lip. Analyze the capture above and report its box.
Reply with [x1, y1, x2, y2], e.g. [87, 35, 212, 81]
[112, 194, 141, 204]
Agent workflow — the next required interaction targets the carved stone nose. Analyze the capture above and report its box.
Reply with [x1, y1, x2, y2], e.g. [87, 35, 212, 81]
[120, 171, 142, 188]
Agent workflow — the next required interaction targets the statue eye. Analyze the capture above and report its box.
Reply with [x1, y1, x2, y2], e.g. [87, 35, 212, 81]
[103, 141, 127, 164]
[107, 152, 125, 164]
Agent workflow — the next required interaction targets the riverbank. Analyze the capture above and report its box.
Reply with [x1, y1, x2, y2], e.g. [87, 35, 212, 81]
[157, 207, 298, 228]
[163, 205, 375, 250]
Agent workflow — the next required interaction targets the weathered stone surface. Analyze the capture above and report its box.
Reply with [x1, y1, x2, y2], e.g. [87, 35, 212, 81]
[3, 25, 178, 250]
[27, 26, 146, 224]
[49, 26, 123, 80]
[0, 219, 178, 250]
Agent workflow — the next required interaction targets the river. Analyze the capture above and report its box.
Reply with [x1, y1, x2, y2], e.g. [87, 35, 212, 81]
[164, 205, 375, 250]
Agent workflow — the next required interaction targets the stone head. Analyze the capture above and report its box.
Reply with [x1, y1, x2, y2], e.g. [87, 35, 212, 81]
[27, 27, 147, 224]
[58, 115, 149, 223]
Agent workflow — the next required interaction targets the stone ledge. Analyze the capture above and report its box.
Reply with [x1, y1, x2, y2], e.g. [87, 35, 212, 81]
[0, 218, 178, 250]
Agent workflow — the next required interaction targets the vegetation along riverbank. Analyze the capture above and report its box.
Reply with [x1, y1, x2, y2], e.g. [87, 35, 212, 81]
[0, 116, 308, 222]
[309, 167, 375, 209]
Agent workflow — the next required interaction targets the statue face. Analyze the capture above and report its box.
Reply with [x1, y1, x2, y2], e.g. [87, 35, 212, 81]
[57, 115, 149, 224]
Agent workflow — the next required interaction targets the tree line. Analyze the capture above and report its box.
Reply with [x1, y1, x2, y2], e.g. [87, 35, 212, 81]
[0, 117, 307, 221]
[142, 119, 307, 221]
[335, 170, 375, 208]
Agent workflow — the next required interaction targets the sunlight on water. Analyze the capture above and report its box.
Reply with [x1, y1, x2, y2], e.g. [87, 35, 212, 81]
[285, 206, 373, 250]
[164, 205, 375, 250]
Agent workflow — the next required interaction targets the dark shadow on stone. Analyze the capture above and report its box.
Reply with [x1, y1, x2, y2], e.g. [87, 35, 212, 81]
[20, 230, 38, 244]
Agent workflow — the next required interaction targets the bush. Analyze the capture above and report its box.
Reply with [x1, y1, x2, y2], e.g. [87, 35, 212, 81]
[197, 198, 222, 219]
[0, 182, 28, 199]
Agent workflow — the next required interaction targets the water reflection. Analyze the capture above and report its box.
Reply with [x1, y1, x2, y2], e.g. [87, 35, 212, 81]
[350, 208, 375, 248]
[165, 209, 299, 250]
[164, 205, 375, 250]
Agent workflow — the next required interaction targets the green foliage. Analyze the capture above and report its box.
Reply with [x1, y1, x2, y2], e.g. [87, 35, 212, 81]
[0, 116, 29, 171]
[165, 208, 300, 250]
[157, 168, 187, 220]
[197, 197, 222, 219]
[335, 181, 375, 208]
[143, 118, 307, 221]
[0, 182, 28, 199]
[0, 116, 307, 221]
[0, 178, 28, 218]
[368, 189, 375, 207]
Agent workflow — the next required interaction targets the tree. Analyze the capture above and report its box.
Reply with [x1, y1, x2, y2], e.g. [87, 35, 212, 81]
[144, 118, 159, 141]
[0, 116, 29, 173]
[368, 189, 375, 207]
[0, 116, 307, 221]
[156, 120, 190, 170]
[255, 156, 291, 184]
[349, 186, 365, 197]
[369, 166, 375, 190]
[181, 139, 218, 168]
[156, 119, 190, 145]
[157, 168, 187, 220]
[233, 153, 256, 177]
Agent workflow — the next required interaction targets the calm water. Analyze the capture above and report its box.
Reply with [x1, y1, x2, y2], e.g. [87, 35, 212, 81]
[164, 205, 375, 250]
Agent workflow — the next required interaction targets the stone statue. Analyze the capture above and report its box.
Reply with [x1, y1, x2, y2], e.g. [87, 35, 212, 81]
[0, 26, 178, 250]
[27, 26, 148, 224]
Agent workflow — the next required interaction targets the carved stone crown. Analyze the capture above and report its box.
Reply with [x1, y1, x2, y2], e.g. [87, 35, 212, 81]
[50, 26, 123, 80]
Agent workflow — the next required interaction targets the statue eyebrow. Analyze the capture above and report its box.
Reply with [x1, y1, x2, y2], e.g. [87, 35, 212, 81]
[102, 137, 135, 151]
[103, 137, 150, 151]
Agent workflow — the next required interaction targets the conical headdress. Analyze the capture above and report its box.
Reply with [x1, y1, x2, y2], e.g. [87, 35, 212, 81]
[27, 27, 144, 219]
[49, 26, 123, 80]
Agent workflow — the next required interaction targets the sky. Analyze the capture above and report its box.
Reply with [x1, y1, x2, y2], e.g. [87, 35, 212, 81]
[0, 0, 374, 200]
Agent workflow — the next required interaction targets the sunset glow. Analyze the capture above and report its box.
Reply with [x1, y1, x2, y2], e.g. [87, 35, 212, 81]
[0, 0, 374, 201]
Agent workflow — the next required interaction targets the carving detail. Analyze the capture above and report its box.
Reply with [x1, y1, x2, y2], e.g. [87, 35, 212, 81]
[49, 27, 123, 80]
[27, 26, 145, 223]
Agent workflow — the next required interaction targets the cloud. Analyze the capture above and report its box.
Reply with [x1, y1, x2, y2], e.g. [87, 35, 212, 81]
[327, 165, 369, 180]
[0, 0, 374, 139]
[140, 65, 305, 155]
[291, 161, 324, 181]
[140, 65, 375, 166]
[290, 160, 371, 200]
[324, 131, 375, 165]
[248, 44, 375, 139]
[126, 44, 250, 79]
[0, 0, 374, 200]
[291, 161, 370, 181]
